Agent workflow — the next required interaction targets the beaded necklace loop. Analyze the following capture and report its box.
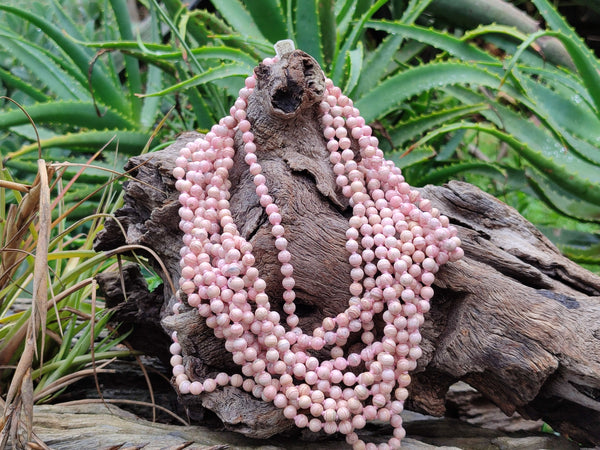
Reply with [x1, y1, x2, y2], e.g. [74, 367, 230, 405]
[170, 49, 463, 450]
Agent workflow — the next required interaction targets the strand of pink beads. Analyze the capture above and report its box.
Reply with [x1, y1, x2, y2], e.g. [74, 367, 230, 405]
[169, 53, 463, 450]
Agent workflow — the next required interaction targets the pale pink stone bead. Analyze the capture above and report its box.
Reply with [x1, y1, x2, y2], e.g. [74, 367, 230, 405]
[308, 418, 322, 432]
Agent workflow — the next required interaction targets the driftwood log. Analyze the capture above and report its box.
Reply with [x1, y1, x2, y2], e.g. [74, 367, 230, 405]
[22, 402, 580, 450]
[94, 51, 600, 446]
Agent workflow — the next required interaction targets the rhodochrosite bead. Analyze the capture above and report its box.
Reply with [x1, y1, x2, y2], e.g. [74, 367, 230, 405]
[170, 51, 462, 450]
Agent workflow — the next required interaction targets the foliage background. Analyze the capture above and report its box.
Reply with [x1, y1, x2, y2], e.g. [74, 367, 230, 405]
[1, 0, 599, 269]
[0, 0, 599, 445]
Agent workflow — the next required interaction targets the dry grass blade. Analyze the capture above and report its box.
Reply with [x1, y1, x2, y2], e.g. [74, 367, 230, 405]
[8, 397, 21, 446]
[2, 325, 34, 421]
[0, 397, 11, 447]
[46, 278, 94, 309]
[27, 436, 52, 450]
[134, 353, 156, 423]
[33, 367, 117, 403]
[89, 279, 108, 409]
[0, 96, 46, 294]
[1, 159, 52, 448]
[32, 159, 51, 358]
[21, 368, 34, 443]
[0, 174, 41, 293]
[49, 139, 111, 212]
[0, 179, 30, 193]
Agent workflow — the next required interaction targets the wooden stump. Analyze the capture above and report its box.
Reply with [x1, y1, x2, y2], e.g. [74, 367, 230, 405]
[94, 50, 600, 446]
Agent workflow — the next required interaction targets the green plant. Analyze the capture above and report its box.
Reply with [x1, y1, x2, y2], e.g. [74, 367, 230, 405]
[2, 0, 600, 440]
[357, 0, 600, 268]
[118, 0, 597, 269]
[0, 122, 180, 445]
[3, 0, 599, 267]
[0, 0, 167, 221]
[0, 151, 128, 445]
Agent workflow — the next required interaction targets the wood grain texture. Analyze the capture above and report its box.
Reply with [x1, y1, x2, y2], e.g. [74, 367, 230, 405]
[22, 403, 580, 450]
[94, 51, 600, 446]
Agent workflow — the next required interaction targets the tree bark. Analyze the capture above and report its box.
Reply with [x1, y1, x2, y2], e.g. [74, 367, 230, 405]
[94, 51, 600, 446]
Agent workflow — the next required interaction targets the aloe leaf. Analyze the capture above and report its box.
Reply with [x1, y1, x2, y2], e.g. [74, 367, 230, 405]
[526, 167, 600, 222]
[140, 62, 251, 98]
[206, 34, 275, 56]
[285, 0, 294, 39]
[545, 31, 600, 114]
[389, 103, 488, 147]
[387, 146, 436, 169]
[149, 0, 228, 118]
[85, 39, 170, 54]
[0, 101, 137, 131]
[517, 75, 600, 165]
[368, 20, 496, 62]
[148, 0, 207, 75]
[413, 120, 600, 206]
[400, 0, 435, 24]
[336, 0, 358, 41]
[161, 0, 207, 44]
[447, 85, 600, 185]
[330, 0, 387, 85]
[0, 34, 88, 101]
[462, 23, 532, 45]
[140, 3, 163, 130]
[7, 125, 57, 143]
[479, 33, 548, 69]
[415, 161, 507, 186]
[476, 25, 600, 114]
[0, 25, 90, 89]
[353, 32, 403, 99]
[184, 8, 262, 59]
[319, 0, 336, 65]
[209, 0, 268, 42]
[487, 26, 600, 116]
[0, 67, 49, 102]
[531, 0, 598, 63]
[355, 61, 512, 123]
[177, 64, 218, 130]
[109, 0, 143, 122]
[518, 64, 594, 108]
[48, 0, 116, 79]
[537, 226, 600, 264]
[49, 0, 94, 50]
[82, 40, 258, 68]
[5, 130, 151, 160]
[244, 0, 287, 43]
[436, 128, 467, 162]
[344, 42, 363, 93]
[0, 5, 128, 116]
[100, 3, 123, 88]
[295, 0, 324, 66]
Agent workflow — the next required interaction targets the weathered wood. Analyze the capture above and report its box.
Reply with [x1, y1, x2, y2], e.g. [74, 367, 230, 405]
[20, 403, 580, 450]
[94, 50, 600, 446]
[445, 382, 545, 433]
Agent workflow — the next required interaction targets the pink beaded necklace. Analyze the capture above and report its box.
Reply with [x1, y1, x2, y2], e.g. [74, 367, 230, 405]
[170, 43, 463, 450]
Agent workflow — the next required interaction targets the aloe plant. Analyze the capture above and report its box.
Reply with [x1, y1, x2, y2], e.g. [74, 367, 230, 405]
[2, 0, 598, 256]
[0, 2, 155, 221]
[141, 0, 598, 268]
[357, 0, 600, 266]
[1, 2, 599, 445]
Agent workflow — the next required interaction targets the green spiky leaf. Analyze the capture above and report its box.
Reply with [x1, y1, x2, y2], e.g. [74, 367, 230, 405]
[295, 0, 324, 66]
